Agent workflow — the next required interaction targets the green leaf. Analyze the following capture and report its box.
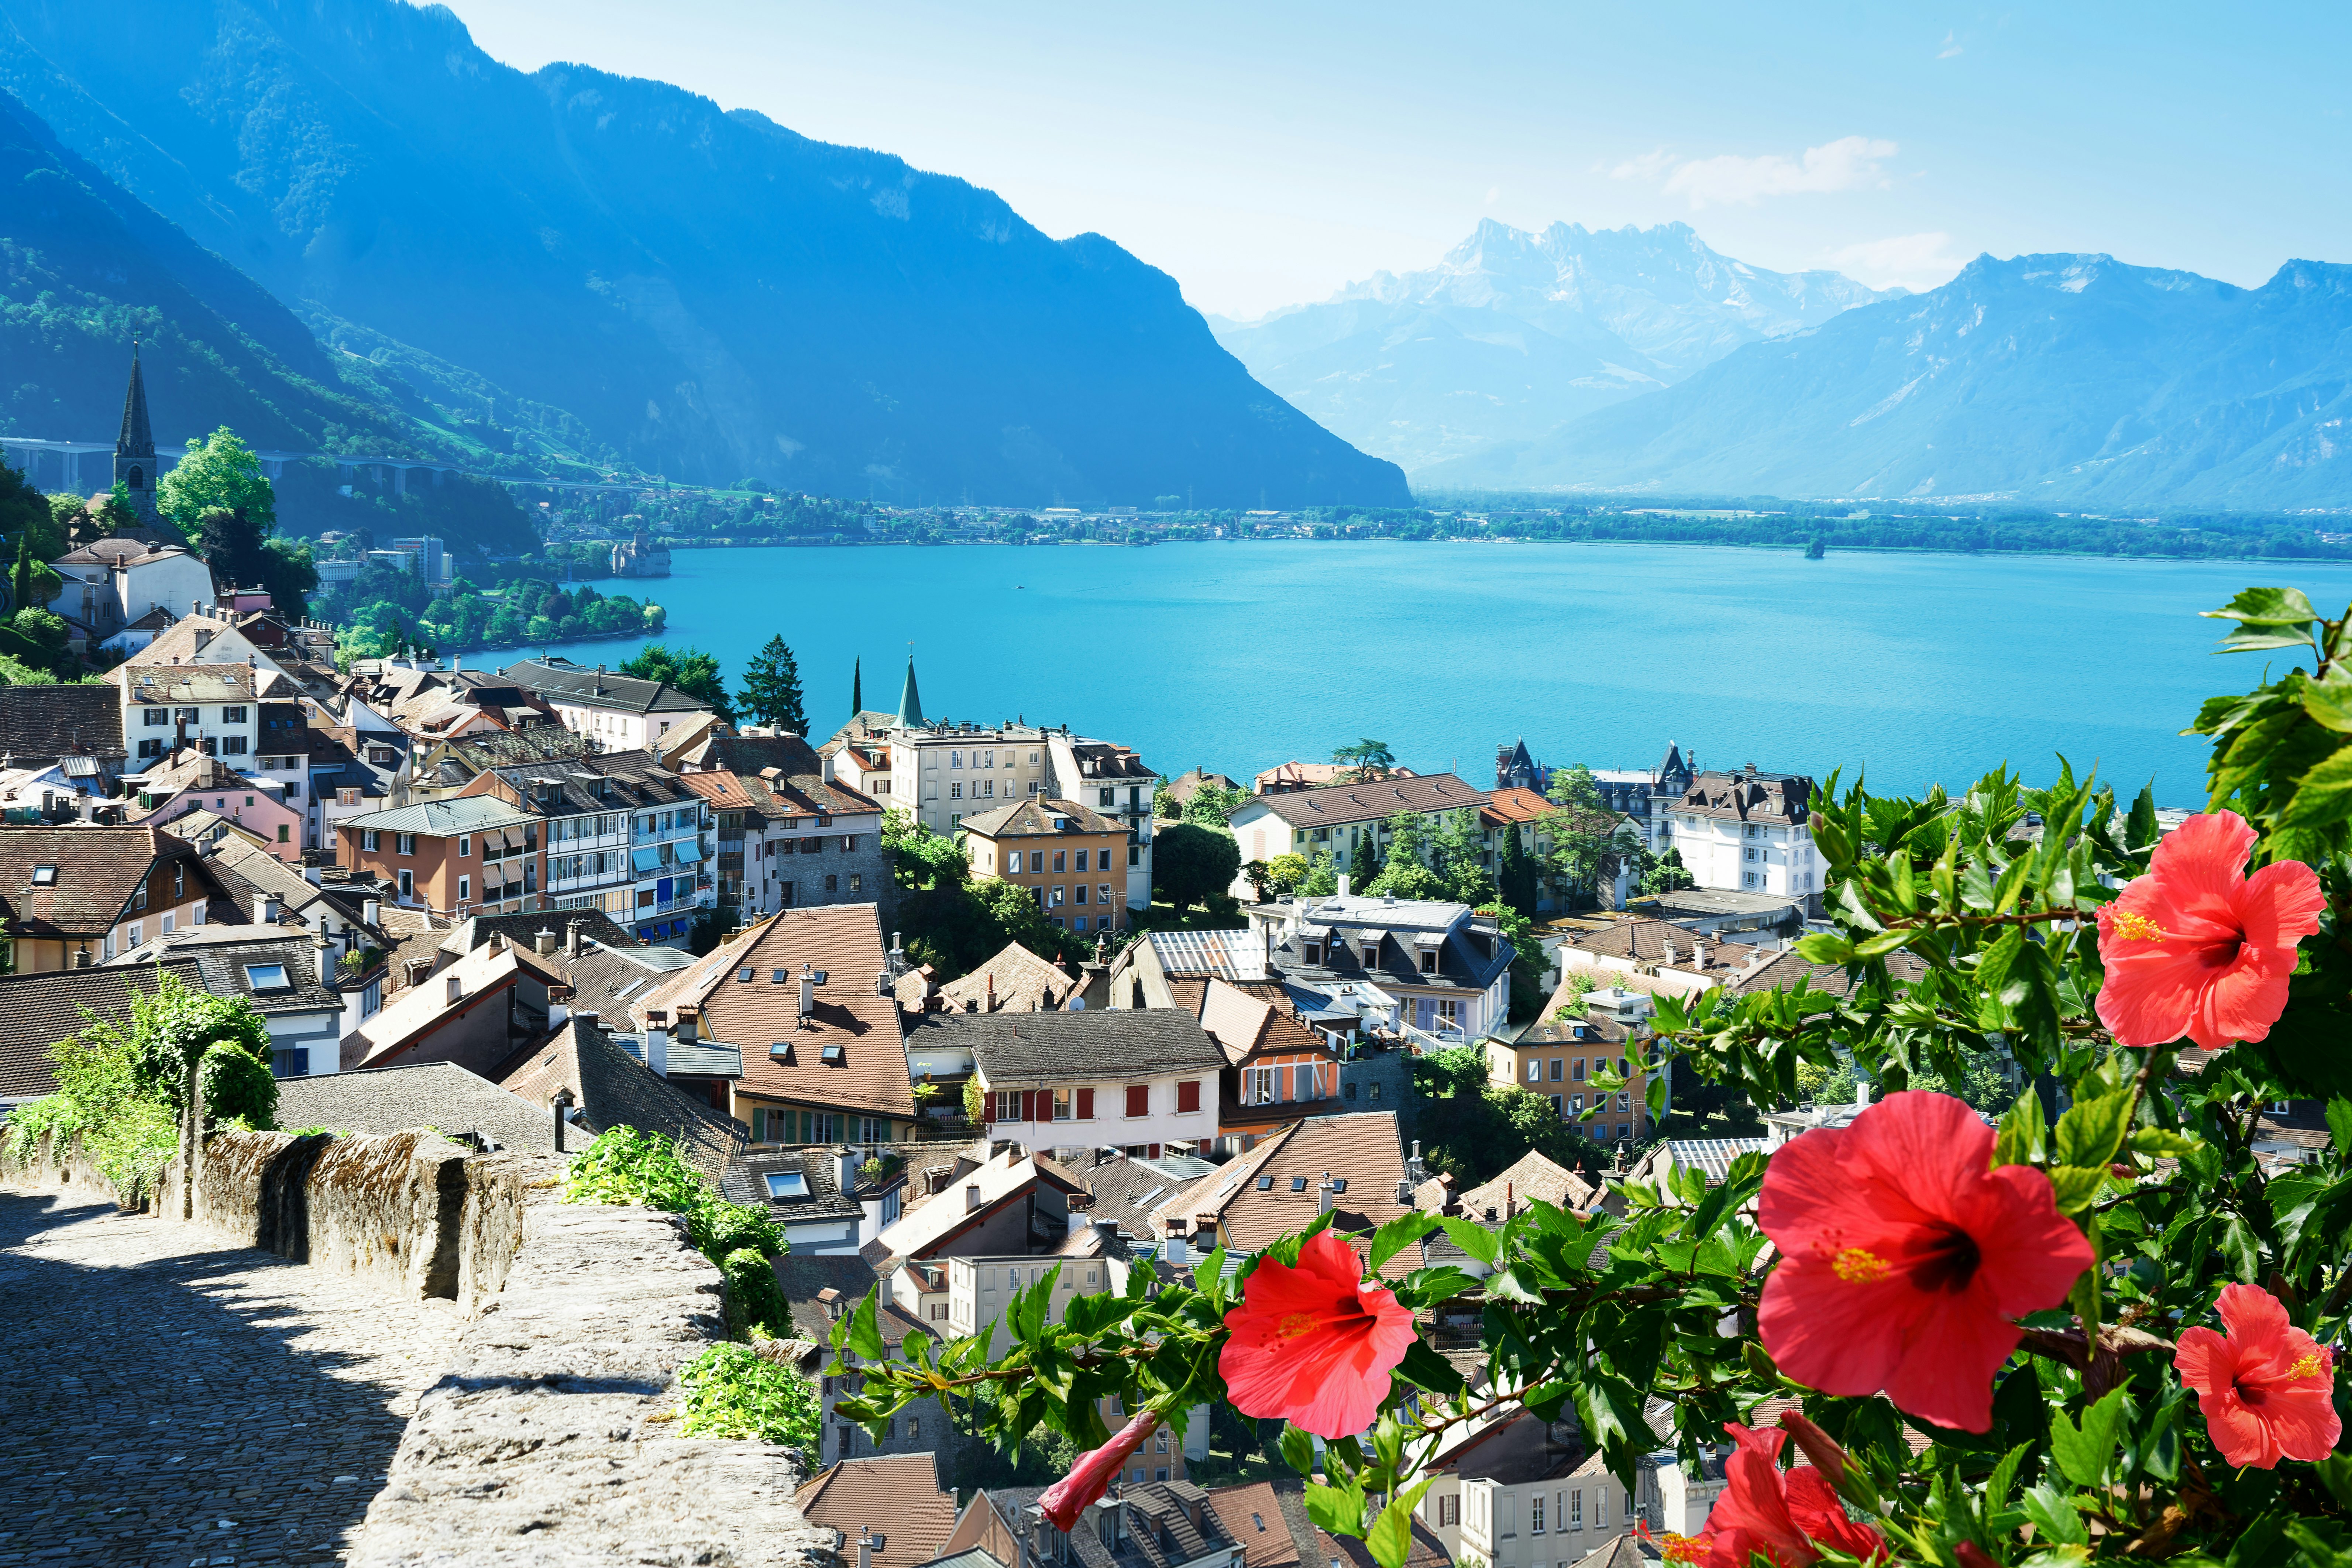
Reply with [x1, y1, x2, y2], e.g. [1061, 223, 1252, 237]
[2304, 663, 2352, 733]
[2020, 1483, 2089, 1547]
[2126, 1127, 2200, 1158]
[1793, 931, 1855, 965]
[2215, 627, 2318, 654]
[1986, 1441, 2033, 1512]
[2048, 1385, 2130, 1488]
[2281, 741, 2352, 829]
[2046, 1167, 2105, 1215]
[2055, 1086, 2133, 1169]
[1435, 1217, 1502, 1268]
[1366, 1212, 1438, 1275]
[2203, 587, 2319, 627]
[845, 1289, 885, 1362]
[1993, 1089, 2048, 1168]
[1304, 1482, 1365, 1537]
[1365, 1479, 1436, 1568]
[2221, 1212, 2263, 1281]
[2329, 1099, 2352, 1159]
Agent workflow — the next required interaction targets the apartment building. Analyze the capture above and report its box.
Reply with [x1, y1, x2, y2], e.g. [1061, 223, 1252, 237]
[820, 659, 1159, 908]
[668, 732, 888, 922]
[1664, 767, 1822, 900]
[962, 796, 1131, 935]
[336, 796, 543, 917]
[120, 664, 277, 764]
[1224, 774, 1491, 894]
[0, 825, 225, 971]
[1492, 980, 1654, 1148]
[1242, 892, 1515, 1043]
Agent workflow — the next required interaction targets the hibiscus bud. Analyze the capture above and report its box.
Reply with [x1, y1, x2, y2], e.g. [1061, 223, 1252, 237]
[1953, 1543, 2000, 1568]
[1038, 1411, 1159, 1532]
[1774, 1410, 1851, 1492]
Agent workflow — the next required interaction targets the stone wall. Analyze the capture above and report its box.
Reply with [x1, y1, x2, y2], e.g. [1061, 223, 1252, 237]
[352, 1202, 824, 1565]
[1, 1129, 127, 1208]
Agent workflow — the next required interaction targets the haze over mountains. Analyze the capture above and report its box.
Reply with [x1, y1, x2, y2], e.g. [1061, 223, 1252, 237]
[1415, 253, 2352, 509]
[1210, 220, 1895, 473]
[0, 0, 1406, 508]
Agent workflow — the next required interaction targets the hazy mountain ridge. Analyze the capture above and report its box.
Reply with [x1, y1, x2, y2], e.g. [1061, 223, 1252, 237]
[1416, 252, 2352, 508]
[1211, 219, 1895, 472]
[0, 0, 1406, 507]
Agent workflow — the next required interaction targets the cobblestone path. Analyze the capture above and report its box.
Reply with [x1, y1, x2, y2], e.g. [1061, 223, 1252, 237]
[0, 1186, 462, 1567]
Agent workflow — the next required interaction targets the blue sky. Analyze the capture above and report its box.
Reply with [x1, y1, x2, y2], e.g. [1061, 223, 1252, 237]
[451, 1, 2352, 319]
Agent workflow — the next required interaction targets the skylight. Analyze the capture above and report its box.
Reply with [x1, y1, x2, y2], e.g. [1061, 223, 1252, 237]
[772, 968, 787, 984]
[821, 1044, 845, 1065]
[738, 968, 754, 983]
[764, 1171, 810, 1202]
[1290, 1177, 1308, 1193]
[615, 978, 647, 1000]
[1255, 1176, 1273, 1191]
[29, 865, 55, 886]
[1331, 1179, 1348, 1194]
[243, 963, 290, 991]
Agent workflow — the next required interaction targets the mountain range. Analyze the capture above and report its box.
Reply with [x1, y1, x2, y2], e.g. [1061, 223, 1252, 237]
[1210, 220, 1895, 473]
[1414, 252, 2352, 508]
[0, 0, 1405, 508]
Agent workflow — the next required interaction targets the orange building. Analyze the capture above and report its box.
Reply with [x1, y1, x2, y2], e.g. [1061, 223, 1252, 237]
[959, 797, 1129, 935]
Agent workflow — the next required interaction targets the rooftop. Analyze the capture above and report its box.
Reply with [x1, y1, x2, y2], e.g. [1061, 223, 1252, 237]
[794, 1455, 957, 1568]
[274, 1062, 558, 1155]
[1240, 774, 1488, 829]
[0, 958, 205, 1100]
[339, 795, 536, 836]
[920, 1010, 1226, 1089]
[1168, 1113, 1410, 1271]
[498, 1016, 749, 1182]
[502, 657, 718, 715]
[959, 797, 1124, 839]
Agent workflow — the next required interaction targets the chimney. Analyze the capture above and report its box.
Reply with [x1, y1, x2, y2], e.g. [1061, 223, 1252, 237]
[488, 930, 508, 955]
[1661, 936, 1676, 965]
[875, 968, 892, 997]
[857, 1529, 874, 1568]
[551, 1086, 576, 1152]
[643, 1023, 670, 1078]
[1407, 1139, 1426, 1184]
[255, 893, 279, 924]
[1694, 941, 1710, 969]
[821, 753, 836, 783]
[362, 897, 382, 928]
[799, 965, 816, 1025]
[566, 918, 584, 958]
[965, 1182, 984, 1213]
[888, 931, 906, 978]
[1164, 1230, 1187, 1269]
[985, 972, 996, 1010]
[1334, 872, 1351, 899]
[534, 926, 557, 957]
[841, 1146, 863, 1192]
[1317, 1172, 1335, 1217]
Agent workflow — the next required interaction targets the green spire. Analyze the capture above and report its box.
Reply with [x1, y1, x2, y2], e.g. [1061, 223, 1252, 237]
[851, 656, 862, 716]
[896, 651, 925, 729]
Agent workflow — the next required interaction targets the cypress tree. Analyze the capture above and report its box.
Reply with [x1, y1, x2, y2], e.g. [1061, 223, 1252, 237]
[10, 533, 31, 615]
[850, 656, 862, 716]
[739, 634, 808, 735]
[1348, 831, 1378, 892]
[1496, 818, 1538, 918]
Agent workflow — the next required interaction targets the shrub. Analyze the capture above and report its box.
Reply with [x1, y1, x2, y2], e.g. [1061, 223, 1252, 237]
[676, 1341, 820, 1449]
[199, 1044, 278, 1129]
[565, 1127, 791, 1338]
[720, 1246, 791, 1339]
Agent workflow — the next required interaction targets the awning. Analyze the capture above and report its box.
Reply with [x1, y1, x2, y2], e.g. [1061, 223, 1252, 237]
[480, 863, 506, 891]
[501, 825, 527, 852]
[632, 846, 661, 873]
[671, 838, 703, 864]
[669, 919, 687, 937]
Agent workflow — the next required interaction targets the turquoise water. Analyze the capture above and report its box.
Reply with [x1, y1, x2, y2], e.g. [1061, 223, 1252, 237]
[525, 542, 2352, 807]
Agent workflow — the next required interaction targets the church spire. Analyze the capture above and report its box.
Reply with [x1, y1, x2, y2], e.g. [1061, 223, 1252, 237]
[896, 651, 925, 729]
[113, 341, 157, 521]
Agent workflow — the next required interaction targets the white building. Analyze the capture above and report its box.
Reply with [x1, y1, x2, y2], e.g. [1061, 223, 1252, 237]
[500, 657, 719, 754]
[1242, 891, 1516, 1045]
[1663, 767, 1823, 900]
[911, 1008, 1225, 1160]
[46, 537, 214, 640]
[118, 664, 280, 764]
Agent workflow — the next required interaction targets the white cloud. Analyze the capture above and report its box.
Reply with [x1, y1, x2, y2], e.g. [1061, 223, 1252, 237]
[1484, 186, 1500, 205]
[1829, 231, 1970, 292]
[1607, 148, 1678, 183]
[1937, 30, 1963, 58]
[1658, 136, 1900, 208]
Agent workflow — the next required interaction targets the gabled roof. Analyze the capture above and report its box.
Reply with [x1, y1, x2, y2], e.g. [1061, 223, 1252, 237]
[338, 795, 535, 836]
[1204, 1483, 1299, 1568]
[498, 1016, 749, 1180]
[342, 939, 563, 1069]
[1554, 918, 1763, 975]
[0, 824, 210, 938]
[1197, 978, 1333, 1066]
[795, 1454, 957, 1568]
[958, 796, 1121, 839]
[875, 1147, 1081, 1259]
[633, 907, 910, 1120]
[501, 657, 716, 715]
[1242, 774, 1486, 828]
[0, 686, 126, 764]
[106, 929, 341, 1016]
[1168, 1112, 1410, 1270]
[1678, 769, 1815, 825]
[0, 958, 205, 1100]
[122, 663, 268, 706]
[274, 1062, 557, 1155]
[1480, 786, 1555, 826]
[1454, 1150, 1599, 1220]
[921, 1009, 1225, 1088]
[933, 941, 1082, 1015]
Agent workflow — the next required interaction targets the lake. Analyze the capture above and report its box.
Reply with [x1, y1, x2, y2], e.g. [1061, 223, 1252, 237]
[523, 541, 2352, 807]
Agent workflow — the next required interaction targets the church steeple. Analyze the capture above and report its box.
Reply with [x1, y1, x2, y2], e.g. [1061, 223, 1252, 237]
[113, 342, 157, 521]
[895, 651, 925, 729]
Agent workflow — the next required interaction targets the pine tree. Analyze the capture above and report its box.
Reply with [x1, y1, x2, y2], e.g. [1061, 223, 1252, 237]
[1496, 816, 1539, 918]
[1348, 830, 1378, 892]
[851, 656, 862, 716]
[738, 634, 808, 734]
[10, 533, 32, 616]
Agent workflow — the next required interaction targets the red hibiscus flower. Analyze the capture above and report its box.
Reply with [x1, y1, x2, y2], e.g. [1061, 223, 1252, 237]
[1219, 1229, 1419, 1439]
[1674, 1423, 1888, 1568]
[2094, 810, 2324, 1051]
[1757, 1090, 2094, 1433]
[1039, 1410, 1159, 1531]
[2175, 1283, 2342, 1468]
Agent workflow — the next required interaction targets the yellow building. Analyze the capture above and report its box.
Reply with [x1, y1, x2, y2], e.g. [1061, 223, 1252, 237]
[960, 797, 1129, 936]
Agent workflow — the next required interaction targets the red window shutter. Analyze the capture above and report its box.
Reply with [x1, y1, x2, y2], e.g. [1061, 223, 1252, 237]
[1148, 1143, 1162, 1160]
[981, 1090, 994, 1124]
[1177, 1080, 1201, 1113]
[1077, 1087, 1095, 1120]
[1021, 1089, 1038, 1122]
[1126, 1084, 1149, 1118]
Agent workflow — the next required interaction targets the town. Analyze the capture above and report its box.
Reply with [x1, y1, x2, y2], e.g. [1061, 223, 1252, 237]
[0, 359, 1892, 1567]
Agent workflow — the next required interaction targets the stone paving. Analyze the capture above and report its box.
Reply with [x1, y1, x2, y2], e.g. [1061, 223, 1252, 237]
[0, 1185, 463, 1567]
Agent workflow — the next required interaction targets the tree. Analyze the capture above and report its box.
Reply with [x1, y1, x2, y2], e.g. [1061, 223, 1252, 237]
[190, 506, 316, 619]
[737, 635, 808, 733]
[1182, 782, 1251, 826]
[1542, 764, 1636, 906]
[10, 533, 34, 617]
[1348, 830, 1378, 892]
[1642, 845, 1695, 894]
[157, 427, 274, 534]
[850, 656, 862, 716]
[1430, 807, 1494, 905]
[619, 643, 735, 723]
[1330, 738, 1396, 782]
[1495, 812, 1540, 917]
[1477, 902, 1546, 1021]
[1153, 823, 1242, 913]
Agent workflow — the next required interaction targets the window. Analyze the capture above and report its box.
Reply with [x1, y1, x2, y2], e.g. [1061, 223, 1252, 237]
[1247, 1067, 1276, 1105]
[1530, 1495, 1544, 1536]
[458, 876, 470, 902]
[1125, 1084, 1149, 1118]
[218, 736, 248, 756]
[1526, 1059, 1541, 1082]
[221, 706, 248, 724]
[269, 1046, 310, 1077]
[143, 707, 169, 727]
[128, 922, 143, 947]
[848, 874, 861, 893]
[397, 833, 417, 856]
[764, 1172, 810, 1200]
[1051, 1088, 1073, 1122]
[29, 865, 55, 887]
[1176, 1079, 1201, 1113]
[398, 869, 414, 898]
[1051, 886, 1065, 905]
[949, 783, 962, 799]
[1053, 850, 1066, 873]
[1618, 1091, 1632, 1111]
[1098, 883, 1113, 906]
[243, 963, 290, 991]
[1549, 1058, 1562, 1080]
[1256, 1175, 1274, 1191]
[459, 834, 471, 857]
[1128, 843, 1139, 866]
[1573, 1058, 1586, 1080]
[137, 738, 164, 759]
[1568, 1490, 1581, 1529]
[996, 1090, 1023, 1121]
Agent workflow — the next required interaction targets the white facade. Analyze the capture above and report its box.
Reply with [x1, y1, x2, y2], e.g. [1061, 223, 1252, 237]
[1666, 813, 1820, 897]
[48, 544, 214, 636]
[546, 696, 709, 753]
[981, 1069, 1217, 1159]
[947, 1242, 1142, 1346]
[122, 677, 266, 765]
